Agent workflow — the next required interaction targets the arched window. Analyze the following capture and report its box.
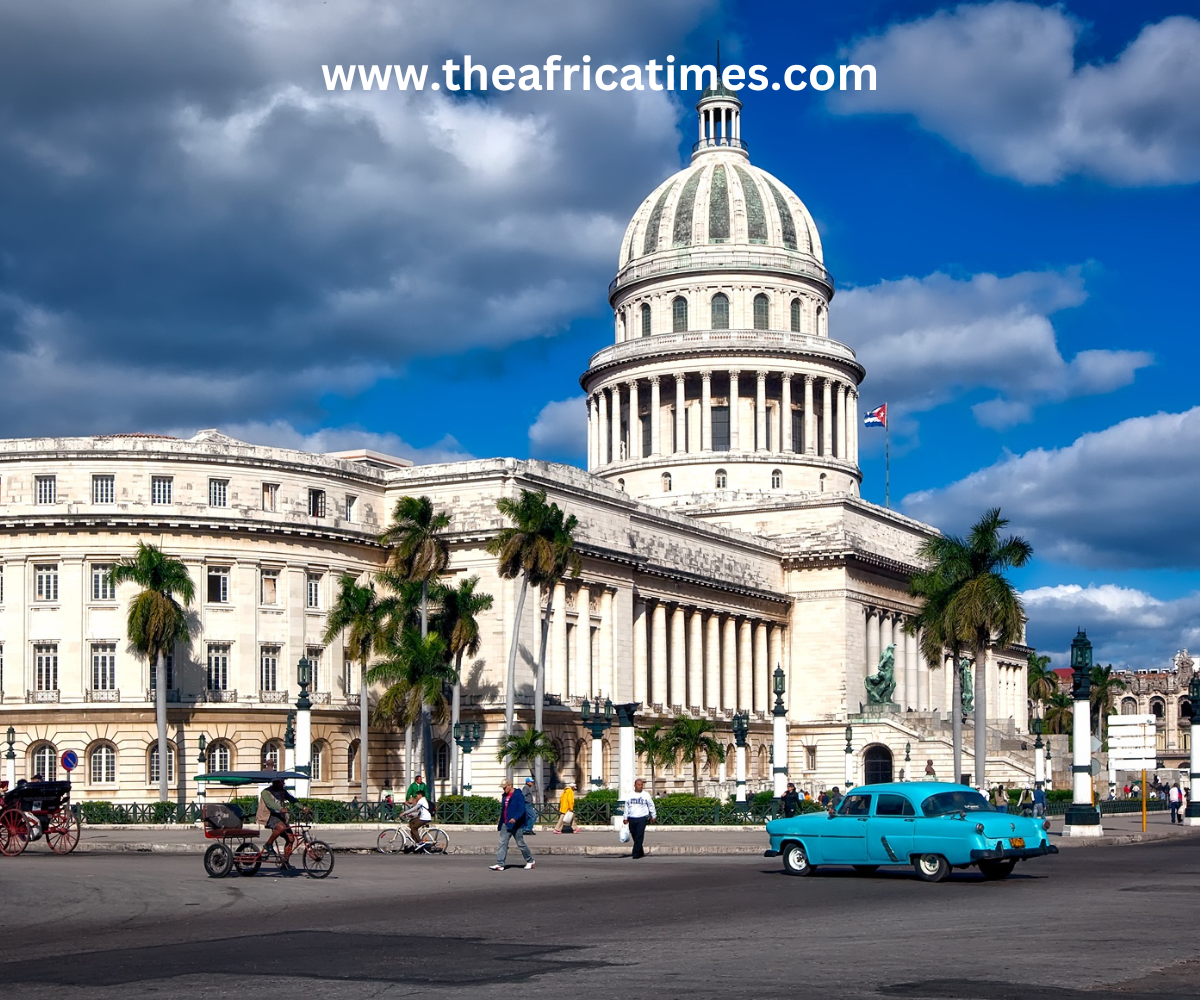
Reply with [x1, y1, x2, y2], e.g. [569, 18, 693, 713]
[310, 741, 327, 782]
[715, 469, 727, 489]
[1152, 699, 1165, 719]
[710, 293, 729, 330]
[1121, 697, 1138, 715]
[148, 743, 175, 785]
[790, 298, 801, 332]
[208, 741, 232, 773]
[819, 472, 827, 493]
[1181, 700, 1194, 722]
[617, 478, 626, 492]
[661, 472, 673, 492]
[348, 739, 361, 782]
[90, 743, 117, 784]
[30, 742, 57, 781]
[672, 296, 688, 332]
[753, 293, 770, 330]
[435, 741, 450, 781]
[261, 741, 282, 771]
[863, 745, 894, 784]
[640, 302, 652, 338]
[816, 303, 826, 336]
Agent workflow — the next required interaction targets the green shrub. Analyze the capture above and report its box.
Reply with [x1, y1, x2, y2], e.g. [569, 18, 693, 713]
[434, 795, 501, 824]
[1047, 789, 1074, 802]
[575, 788, 618, 824]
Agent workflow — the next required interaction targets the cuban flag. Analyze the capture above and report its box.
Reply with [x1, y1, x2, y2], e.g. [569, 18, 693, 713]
[864, 403, 887, 428]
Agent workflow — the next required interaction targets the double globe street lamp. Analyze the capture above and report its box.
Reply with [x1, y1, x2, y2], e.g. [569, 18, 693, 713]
[581, 697, 614, 789]
[452, 722, 482, 793]
[732, 710, 750, 810]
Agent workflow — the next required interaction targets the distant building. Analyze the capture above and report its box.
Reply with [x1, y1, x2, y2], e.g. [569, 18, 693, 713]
[1113, 650, 1195, 770]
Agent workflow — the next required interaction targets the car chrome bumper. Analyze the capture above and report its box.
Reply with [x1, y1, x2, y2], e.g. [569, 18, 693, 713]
[763, 849, 780, 858]
[970, 843, 1059, 862]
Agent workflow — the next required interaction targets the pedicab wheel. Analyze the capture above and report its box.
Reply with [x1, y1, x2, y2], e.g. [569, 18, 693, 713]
[0, 807, 30, 856]
[978, 859, 1016, 881]
[377, 828, 405, 854]
[420, 828, 449, 855]
[302, 839, 335, 878]
[204, 842, 234, 878]
[914, 854, 950, 883]
[234, 843, 262, 876]
[45, 807, 81, 855]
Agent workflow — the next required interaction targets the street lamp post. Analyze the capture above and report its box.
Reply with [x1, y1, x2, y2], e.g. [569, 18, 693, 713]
[615, 702, 639, 808]
[294, 656, 313, 798]
[1064, 630, 1103, 837]
[844, 725, 854, 788]
[1033, 717, 1045, 790]
[581, 697, 614, 790]
[284, 711, 296, 772]
[771, 665, 788, 802]
[732, 711, 749, 811]
[5, 726, 16, 789]
[1186, 676, 1200, 826]
[904, 742, 911, 780]
[452, 722, 482, 794]
[195, 734, 207, 803]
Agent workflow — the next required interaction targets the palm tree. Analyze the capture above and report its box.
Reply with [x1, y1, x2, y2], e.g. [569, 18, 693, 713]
[437, 576, 494, 793]
[323, 574, 387, 803]
[1090, 663, 1128, 745]
[946, 509, 1033, 790]
[635, 724, 672, 795]
[487, 489, 561, 746]
[1027, 652, 1056, 719]
[110, 543, 196, 802]
[665, 716, 726, 796]
[1045, 689, 1073, 735]
[380, 496, 451, 792]
[496, 729, 559, 785]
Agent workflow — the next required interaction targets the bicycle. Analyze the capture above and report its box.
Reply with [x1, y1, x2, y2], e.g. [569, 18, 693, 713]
[376, 824, 450, 855]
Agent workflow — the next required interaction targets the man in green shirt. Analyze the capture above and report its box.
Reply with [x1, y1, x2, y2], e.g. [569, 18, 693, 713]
[406, 773, 427, 803]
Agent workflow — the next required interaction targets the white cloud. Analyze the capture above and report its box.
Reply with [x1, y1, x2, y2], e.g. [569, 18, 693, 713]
[1022, 583, 1200, 670]
[528, 395, 587, 459]
[832, 3, 1200, 185]
[903, 406, 1200, 569]
[189, 420, 473, 466]
[836, 269, 1151, 432]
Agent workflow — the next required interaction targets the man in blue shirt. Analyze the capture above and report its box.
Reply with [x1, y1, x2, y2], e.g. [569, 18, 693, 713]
[490, 780, 536, 871]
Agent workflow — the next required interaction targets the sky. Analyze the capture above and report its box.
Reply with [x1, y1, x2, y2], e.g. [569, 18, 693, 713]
[1, 0, 1198, 670]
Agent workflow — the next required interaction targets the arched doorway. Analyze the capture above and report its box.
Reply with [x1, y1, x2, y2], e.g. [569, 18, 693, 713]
[863, 745, 894, 785]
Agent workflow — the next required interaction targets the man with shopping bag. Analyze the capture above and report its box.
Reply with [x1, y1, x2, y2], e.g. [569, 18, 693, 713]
[623, 778, 657, 859]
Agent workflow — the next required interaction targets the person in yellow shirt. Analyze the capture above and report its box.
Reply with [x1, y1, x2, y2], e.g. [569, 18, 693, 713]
[553, 782, 577, 834]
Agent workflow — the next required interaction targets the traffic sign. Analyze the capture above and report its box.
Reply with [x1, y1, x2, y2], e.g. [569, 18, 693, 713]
[1090, 758, 1103, 777]
[1108, 715, 1157, 770]
[1091, 736, 1102, 753]
[60, 750, 78, 771]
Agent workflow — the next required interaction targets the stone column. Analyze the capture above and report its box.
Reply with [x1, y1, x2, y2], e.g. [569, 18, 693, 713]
[705, 613, 721, 710]
[609, 385, 622, 464]
[670, 605, 687, 709]
[781, 374, 793, 452]
[587, 394, 597, 469]
[755, 370, 768, 452]
[822, 378, 833, 457]
[575, 584, 591, 696]
[803, 376, 815, 455]
[551, 582, 568, 699]
[675, 374, 686, 454]
[597, 390, 609, 465]
[628, 380, 641, 461]
[722, 616, 737, 711]
[633, 598, 648, 706]
[700, 371, 713, 451]
[648, 376, 661, 456]
[754, 622, 769, 713]
[600, 587, 615, 698]
[738, 619, 753, 710]
[849, 389, 860, 465]
[866, 607, 880, 677]
[881, 613, 895, 670]
[893, 618, 907, 710]
[651, 602, 668, 708]
[836, 383, 847, 460]
[917, 629, 929, 711]
[688, 609, 704, 710]
[729, 370, 741, 451]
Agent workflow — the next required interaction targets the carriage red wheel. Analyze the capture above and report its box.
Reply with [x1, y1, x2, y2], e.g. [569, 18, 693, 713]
[0, 807, 30, 856]
[45, 807, 81, 855]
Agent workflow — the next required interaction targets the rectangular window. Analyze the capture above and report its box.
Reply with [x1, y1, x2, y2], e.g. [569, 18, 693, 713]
[35, 564, 59, 602]
[805, 746, 818, 770]
[306, 573, 322, 609]
[260, 646, 279, 691]
[308, 488, 326, 518]
[306, 647, 323, 690]
[206, 644, 230, 690]
[344, 494, 357, 523]
[151, 476, 173, 505]
[35, 643, 58, 691]
[209, 479, 228, 507]
[792, 409, 804, 453]
[35, 475, 56, 504]
[711, 405, 730, 451]
[149, 652, 175, 691]
[149, 745, 174, 785]
[641, 415, 651, 457]
[0, 565, 4, 604]
[92, 643, 117, 690]
[91, 564, 115, 601]
[262, 482, 278, 512]
[92, 474, 115, 504]
[207, 567, 229, 604]
[260, 569, 279, 605]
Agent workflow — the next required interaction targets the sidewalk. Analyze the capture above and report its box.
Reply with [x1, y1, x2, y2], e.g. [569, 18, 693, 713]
[46, 810, 1200, 856]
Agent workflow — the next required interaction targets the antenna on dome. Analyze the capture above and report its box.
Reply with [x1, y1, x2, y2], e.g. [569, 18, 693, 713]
[716, 40, 722, 79]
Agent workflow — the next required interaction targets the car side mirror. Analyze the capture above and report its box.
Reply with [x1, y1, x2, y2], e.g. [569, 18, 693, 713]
[827, 808, 836, 819]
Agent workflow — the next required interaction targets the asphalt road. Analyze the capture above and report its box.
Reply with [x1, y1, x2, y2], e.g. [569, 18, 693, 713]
[2, 841, 1198, 1000]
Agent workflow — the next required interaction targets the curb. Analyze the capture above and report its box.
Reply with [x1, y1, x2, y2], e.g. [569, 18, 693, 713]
[67, 842, 764, 857]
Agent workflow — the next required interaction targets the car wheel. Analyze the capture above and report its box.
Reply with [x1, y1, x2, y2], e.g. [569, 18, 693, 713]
[781, 842, 814, 877]
[914, 853, 950, 882]
[852, 865, 879, 875]
[978, 860, 1016, 881]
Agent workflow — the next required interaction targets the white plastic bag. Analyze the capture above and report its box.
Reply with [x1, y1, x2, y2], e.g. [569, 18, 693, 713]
[618, 823, 630, 844]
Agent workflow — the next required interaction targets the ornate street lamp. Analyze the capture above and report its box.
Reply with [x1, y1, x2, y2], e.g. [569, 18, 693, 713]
[195, 733, 208, 802]
[1065, 630, 1102, 836]
[4, 725, 15, 791]
[453, 722, 483, 793]
[1187, 676, 1200, 825]
[904, 741, 911, 780]
[732, 710, 750, 810]
[294, 656, 313, 795]
[581, 697, 614, 788]
[1033, 715, 1045, 790]
[844, 724, 854, 788]
[771, 665, 788, 803]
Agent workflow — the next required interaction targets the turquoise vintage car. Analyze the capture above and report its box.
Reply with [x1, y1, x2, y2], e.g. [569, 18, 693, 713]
[765, 782, 1057, 881]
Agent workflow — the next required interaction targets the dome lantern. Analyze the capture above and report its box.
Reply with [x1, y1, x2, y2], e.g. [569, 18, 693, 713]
[693, 50, 747, 161]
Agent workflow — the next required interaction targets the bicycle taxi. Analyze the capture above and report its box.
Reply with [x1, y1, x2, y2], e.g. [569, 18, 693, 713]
[195, 770, 334, 878]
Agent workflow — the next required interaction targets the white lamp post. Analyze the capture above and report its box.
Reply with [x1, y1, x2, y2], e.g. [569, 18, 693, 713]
[771, 666, 788, 801]
[844, 725, 855, 788]
[294, 656, 313, 799]
[453, 722, 481, 794]
[195, 734, 207, 804]
[1186, 676, 1200, 826]
[581, 697, 613, 790]
[615, 702, 639, 806]
[1064, 630, 1102, 837]
[732, 711, 749, 810]
[1033, 718, 1045, 790]
[4, 726, 16, 789]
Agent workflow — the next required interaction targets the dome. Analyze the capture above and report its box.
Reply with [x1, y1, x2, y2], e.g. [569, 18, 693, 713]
[617, 156, 824, 272]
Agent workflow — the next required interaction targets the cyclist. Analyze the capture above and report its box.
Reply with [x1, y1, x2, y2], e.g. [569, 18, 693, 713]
[259, 778, 298, 866]
[401, 790, 432, 849]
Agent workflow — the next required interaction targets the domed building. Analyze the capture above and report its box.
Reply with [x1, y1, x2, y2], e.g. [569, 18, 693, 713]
[0, 92, 1036, 806]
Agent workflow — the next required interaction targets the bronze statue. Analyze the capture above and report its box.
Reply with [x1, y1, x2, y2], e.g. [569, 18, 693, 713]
[866, 644, 897, 705]
[959, 658, 974, 716]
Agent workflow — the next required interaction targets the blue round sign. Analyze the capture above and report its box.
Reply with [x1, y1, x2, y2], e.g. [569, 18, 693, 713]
[60, 750, 78, 772]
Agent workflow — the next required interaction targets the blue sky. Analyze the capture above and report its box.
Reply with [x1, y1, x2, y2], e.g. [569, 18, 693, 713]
[2, 0, 1198, 668]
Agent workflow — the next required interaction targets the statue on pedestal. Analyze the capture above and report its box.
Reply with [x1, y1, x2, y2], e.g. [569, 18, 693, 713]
[865, 644, 897, 706]
[959, 658, 974, 716]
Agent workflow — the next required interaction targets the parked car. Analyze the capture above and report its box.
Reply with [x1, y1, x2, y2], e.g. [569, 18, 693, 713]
[764, 781, 1057, 881]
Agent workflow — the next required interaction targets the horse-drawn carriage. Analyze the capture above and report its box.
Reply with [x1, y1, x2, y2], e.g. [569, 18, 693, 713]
[0, 779, 81, 856]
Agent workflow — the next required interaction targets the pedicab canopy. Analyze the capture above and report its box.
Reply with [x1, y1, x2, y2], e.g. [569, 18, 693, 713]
[195, 770, 311, 786]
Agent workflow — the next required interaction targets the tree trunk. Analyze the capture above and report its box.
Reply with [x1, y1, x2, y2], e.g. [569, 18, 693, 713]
[504, 573, 529, 755]
[405, 725, 413, 786]
[419, 580, 434, 807]
[359, 658, 369, 805]
[974, 636, 988, 791]
[952, 655, 963, 785]
[155, 651, 169, 802]
[693, 757, 700, 797]
[451, 658, 462, 795]
[533, 584, 554, 807]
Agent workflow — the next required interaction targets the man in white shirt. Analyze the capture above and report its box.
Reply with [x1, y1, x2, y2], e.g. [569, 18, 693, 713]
[623, 778, 657, 859]
[402, 792, 432, 846]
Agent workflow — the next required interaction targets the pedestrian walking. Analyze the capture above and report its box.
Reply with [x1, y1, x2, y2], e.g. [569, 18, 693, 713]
[992, 785, 1008, 814]
[523, 777, 538, 834]
[623, 778, 657, 859]
[781, 782, 801, 817]
[553, 782, 576, 834]
[1032, 784, 1046, 819]
[406, 773, 427, 803]
[1017, 786, 1032, 816]
[1170, 782, 1182, 823]
[829, 786, 843, 810]
[490, 780, 535, 871]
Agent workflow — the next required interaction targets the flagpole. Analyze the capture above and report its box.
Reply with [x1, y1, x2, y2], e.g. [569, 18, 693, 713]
[885, 404, 890, 509]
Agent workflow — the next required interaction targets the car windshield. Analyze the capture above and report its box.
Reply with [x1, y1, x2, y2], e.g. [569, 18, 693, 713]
[921, 790, 993, 817]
